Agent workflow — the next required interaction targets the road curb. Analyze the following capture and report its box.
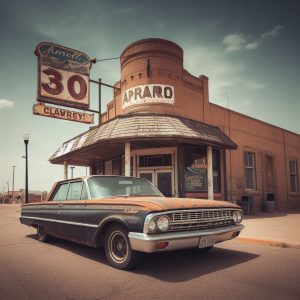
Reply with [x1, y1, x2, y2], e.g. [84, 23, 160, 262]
[237, 237, 300, 249]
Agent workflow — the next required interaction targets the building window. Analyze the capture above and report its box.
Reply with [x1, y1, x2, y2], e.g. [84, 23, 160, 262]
[290, 159, 299, 192]
[244, 152, 256, 189]
[92, 161, 104, 175]
[184, 147, 220, 193]
[139, 154, 172, 167]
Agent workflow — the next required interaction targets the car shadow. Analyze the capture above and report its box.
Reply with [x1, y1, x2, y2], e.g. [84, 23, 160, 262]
[134, 247, 259, 282]
[26, 233, 109, 264]
[26, 234, 259, 282]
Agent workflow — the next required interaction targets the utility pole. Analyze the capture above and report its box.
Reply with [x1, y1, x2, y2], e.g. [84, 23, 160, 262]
[11, 165, 16, 203]
[98, 78, 102, 125]
[6, 181, 9, 203]
[1, 186, 4, 203]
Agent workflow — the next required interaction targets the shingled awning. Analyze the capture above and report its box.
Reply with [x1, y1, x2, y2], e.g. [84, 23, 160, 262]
[50, 113, 237, 165]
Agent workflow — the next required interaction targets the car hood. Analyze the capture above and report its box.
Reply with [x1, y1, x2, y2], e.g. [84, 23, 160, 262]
[86, 196, 241, 212]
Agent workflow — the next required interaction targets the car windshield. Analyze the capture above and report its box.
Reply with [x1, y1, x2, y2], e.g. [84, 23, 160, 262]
[87, 176, 163, 199]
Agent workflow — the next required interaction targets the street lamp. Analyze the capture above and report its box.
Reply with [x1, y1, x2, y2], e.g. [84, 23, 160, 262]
[23, 132, 29, 204]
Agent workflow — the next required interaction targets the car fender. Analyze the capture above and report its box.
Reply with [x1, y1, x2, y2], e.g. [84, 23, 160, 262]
[92, 215, 133, 246]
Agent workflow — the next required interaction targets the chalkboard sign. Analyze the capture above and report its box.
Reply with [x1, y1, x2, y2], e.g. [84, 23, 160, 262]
[184, 169, 207, 192]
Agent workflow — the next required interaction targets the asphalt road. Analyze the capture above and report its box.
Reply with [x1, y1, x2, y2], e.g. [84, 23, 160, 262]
[0, 205, 299, 300]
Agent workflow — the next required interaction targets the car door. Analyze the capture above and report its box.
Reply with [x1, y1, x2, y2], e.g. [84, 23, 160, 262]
[42, 182, 69, 236]
[56, 180, 86, 243]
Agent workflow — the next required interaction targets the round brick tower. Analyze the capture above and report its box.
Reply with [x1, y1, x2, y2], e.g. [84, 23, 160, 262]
[119, 38, 185, 116]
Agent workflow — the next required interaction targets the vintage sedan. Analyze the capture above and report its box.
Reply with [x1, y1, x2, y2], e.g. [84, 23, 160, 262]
[20, 175, 244, 270]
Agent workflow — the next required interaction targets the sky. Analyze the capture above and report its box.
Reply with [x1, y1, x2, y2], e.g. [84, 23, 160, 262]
[0, 0, 299, 193]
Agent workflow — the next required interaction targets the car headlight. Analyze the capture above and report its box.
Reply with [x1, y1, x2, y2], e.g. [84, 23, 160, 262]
[157, 216, 170, 231]
[232, 211, 243, 223]
[148, 219, 157, 232]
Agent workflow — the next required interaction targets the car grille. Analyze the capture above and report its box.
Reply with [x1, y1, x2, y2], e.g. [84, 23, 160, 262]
[166, 209, 235, 231]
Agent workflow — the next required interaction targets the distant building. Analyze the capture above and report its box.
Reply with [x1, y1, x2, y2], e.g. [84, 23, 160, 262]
[49, 38, 300, 213]
[1, 190, 48, 204]
[2, 191, 22, 204]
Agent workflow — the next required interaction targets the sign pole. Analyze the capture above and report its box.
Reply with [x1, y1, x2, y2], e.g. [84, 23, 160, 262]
[98, 78, 102, 126]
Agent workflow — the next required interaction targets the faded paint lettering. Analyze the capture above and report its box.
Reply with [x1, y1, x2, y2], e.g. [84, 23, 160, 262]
[122, 84, 174, 109]
[33, 103, 94, 124]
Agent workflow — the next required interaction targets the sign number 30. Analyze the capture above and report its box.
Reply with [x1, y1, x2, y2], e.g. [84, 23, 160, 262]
[41, 68, 88, 101]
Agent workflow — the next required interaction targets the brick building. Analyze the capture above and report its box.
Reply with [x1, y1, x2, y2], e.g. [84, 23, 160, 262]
[1, 190, 48, 204]
[50, 38, 300, 213]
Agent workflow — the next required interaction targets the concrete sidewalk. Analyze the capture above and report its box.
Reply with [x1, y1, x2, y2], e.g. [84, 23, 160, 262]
[238, 212, 300, 249]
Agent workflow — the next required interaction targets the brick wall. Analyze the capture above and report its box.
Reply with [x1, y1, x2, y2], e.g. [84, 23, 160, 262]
[101, 38, 300, 211]
[208, 104, 300, 211]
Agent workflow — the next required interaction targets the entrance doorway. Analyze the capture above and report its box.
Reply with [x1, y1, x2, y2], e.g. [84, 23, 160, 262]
[138, 170, 173, 197]
[265, 155, 276, 208]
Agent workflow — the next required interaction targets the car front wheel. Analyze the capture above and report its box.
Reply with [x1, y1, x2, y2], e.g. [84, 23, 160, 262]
[104, 224, 142, 270]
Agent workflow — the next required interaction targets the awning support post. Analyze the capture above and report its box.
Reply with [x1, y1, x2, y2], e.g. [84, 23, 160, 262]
[64, 161, 68, 180]
[125, 142, 131, 176]
[207, 146, 214, 200]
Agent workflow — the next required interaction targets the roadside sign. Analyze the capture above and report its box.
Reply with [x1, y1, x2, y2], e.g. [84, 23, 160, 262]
[35, 42, 91, 110]
[33, 103, 94, 124]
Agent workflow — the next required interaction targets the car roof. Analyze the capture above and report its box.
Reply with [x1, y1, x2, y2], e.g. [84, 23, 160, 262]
[54, 175, 144, 185]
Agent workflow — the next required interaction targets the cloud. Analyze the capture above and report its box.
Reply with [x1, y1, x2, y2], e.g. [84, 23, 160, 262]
[0, 99, 14, 109]
[245, 42, 258, 50]
[242, 80, 266, 90]
[183, 43, 267, 113]
[223, 34, 246, 52]
[261, 25, 283, 39]
[223, 25, 283, 52]
[184, 45, 244, 103]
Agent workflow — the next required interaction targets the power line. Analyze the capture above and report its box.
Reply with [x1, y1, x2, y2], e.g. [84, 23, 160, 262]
[91, 55, 131, 64]
[95, 56, 121, 62]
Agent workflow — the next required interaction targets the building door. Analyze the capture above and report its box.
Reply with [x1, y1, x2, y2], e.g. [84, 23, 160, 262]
[138, 170, 173, 197]
[265, 155, 276, 201]
[156, 171, 172, 197]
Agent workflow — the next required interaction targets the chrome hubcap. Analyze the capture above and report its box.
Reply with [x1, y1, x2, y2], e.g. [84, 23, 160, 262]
[109, 230, 128, 263]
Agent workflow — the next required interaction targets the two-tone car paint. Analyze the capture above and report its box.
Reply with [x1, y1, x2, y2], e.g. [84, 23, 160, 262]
[20, 175, 244, 269]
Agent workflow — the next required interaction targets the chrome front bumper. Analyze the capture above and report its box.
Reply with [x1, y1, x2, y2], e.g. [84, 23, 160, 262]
[128, 224, 244, 253]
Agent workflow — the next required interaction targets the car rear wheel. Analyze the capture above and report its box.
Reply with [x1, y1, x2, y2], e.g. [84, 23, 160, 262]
[37, 225, 50, 243]
[104, 224, 142, 270]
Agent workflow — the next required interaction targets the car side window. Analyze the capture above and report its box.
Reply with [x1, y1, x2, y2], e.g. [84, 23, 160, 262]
[81, 183, 89, 200]
[67, 181, 83, 200]
[52, 183, 69, 201]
